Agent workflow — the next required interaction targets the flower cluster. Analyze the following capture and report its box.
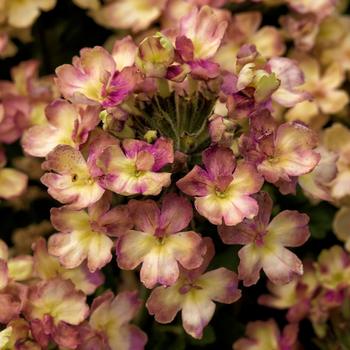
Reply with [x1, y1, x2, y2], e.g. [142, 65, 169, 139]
[1, 0, 350, 348]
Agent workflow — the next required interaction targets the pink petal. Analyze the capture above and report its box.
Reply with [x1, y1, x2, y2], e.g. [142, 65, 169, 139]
[268, 210, 310, 247]
[181, 294, 216, 339]
[128, 199, 160, 234]
[112, 36, 138, 71]
[196, 268, 241, 304]
[116, 230, 157, 271]
[262, 246, 303, 284]
[160, 193, 193, 234]
[177, 165, 211, 197]
[146, 283, 183, 323]
[238, 245, 262, 286]
[202, 146, 236, 182]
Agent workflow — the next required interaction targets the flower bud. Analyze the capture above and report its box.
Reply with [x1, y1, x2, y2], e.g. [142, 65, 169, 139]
[135, 33, 174, 78]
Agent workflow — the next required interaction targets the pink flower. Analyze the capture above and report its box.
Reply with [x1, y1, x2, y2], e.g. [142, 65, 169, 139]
[48, 194, 131, 272]
[116, 194, 205, 288]
[242, 113, 320, 187]
[80, 291, 147, 350]
[22, 99, 100, 157]
[177, 146, 263, 225]
[219, 192, 310, 286]
[55, 46, 138, 107]
[24, 278, 89, 349]
[0, 283, 28, 324]
[41, 145, 105, 209]
[146, 238, 241, 338]
[97, 137, 173, 196]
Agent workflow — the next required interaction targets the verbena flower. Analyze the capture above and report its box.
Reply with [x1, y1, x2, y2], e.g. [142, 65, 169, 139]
[116, 194, 205, 288]
[146, 238, 241, 338]
[177, 145, 263, 225]
[219, 192, 310, 286]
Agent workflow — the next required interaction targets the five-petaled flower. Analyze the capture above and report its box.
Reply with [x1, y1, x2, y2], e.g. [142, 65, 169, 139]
[219, 192, 310, 286]
[177, 145, 263, 226]
[116, 193, 205, 288]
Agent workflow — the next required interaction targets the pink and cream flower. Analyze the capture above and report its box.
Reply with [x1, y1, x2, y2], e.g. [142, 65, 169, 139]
[219, 192, 310, 286]
[79, 291, 147, 350]
[22, 99, 100, 157]
[97, 137, 173, 196]
[298, 146, 338, 202]
[55, 46, 138, 107]
[146, 238, 241, 339]
[242, 113, 320, 188]
[116, 194, 205, 288]
[177, 145, 263, 226]
[48, 195, 131, 272]
[41, 145, 105, 209]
